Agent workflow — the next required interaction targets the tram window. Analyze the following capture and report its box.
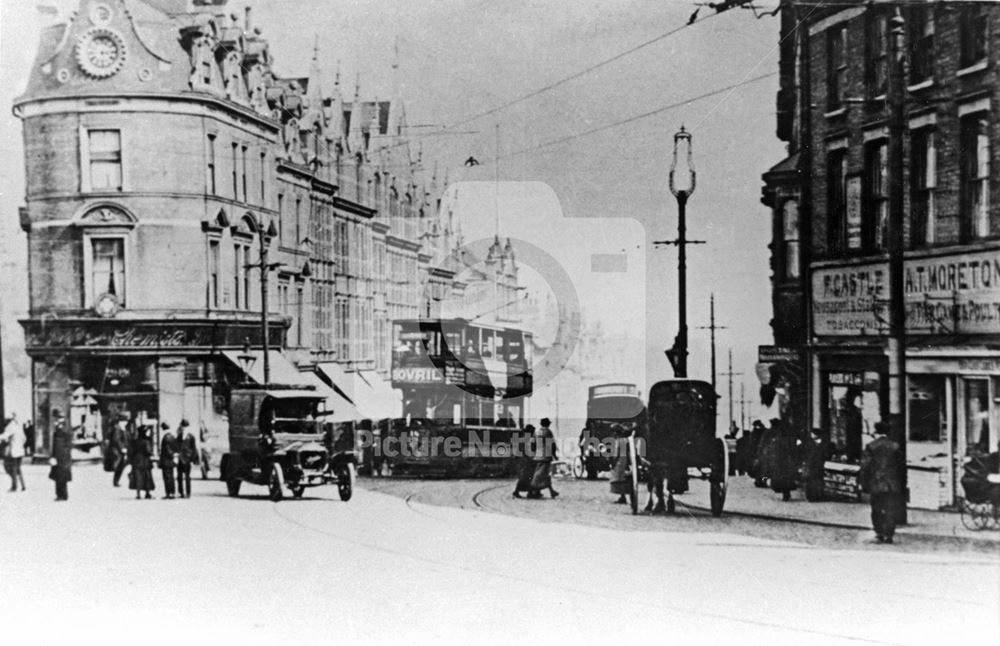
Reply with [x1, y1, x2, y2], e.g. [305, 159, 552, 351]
[444, 331, 462, 357]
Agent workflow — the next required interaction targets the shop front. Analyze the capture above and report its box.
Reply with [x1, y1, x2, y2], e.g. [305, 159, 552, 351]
[22, 317, 283, 458]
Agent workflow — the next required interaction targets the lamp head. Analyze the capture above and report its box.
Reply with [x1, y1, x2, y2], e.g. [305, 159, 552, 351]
[669, 125, 696, 198]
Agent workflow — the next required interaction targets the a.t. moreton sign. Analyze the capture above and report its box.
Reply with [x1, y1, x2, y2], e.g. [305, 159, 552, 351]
[904, 249, 1000, 335]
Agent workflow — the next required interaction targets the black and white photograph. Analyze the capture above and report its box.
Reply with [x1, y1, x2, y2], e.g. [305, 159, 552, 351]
[1, 0, 998, 644]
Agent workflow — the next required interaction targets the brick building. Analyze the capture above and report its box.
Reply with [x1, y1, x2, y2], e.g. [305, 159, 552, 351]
[761, 0, 999, 508]
[12, 0, 516, 453]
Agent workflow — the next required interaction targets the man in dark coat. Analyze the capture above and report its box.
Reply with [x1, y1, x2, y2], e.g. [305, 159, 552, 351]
[159, 422, 177, 499]
[107, 415, 129, 487]
[176, 419, 199, 499]
[529, 418, 558, 499]
[859, 421, 903, 544]
[49, 409, 72, 501]
[512, 424, 535, 498]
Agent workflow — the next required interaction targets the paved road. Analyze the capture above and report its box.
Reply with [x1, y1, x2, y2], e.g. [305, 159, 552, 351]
[363, 475, 1000, 556]
[1, 465, 997, 645]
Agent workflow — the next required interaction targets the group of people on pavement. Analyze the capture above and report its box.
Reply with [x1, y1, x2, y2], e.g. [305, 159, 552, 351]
[105, 413, 199, 500]
[512, 418, 559, 499]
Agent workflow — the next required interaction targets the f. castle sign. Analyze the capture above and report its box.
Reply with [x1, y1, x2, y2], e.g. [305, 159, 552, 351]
[813, 249, 1000, 337]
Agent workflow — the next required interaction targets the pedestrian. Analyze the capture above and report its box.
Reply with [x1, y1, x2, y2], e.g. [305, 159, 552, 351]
[748, 419, 769, 487]
[49, 409, 72, 501]
[198, 421, 211, 479]
[529, 418, 558, 499]
[608, 423, 636, 504]
[512, 424, 535, 498]
[768, 417, 799, 502]
[107, 414, 129, 487]
[129, 425, 155, 500]
[23, 418, 35, 456]
[159, 422, 177, 499]
[176, 419, 198, 499]
[1, 412, 27, 492]
[858, 421, 903, 544]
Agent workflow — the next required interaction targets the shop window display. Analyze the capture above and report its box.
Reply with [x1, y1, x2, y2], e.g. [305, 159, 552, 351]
[965, 378, 991, 455]
[908, 375, 944, 443]
[827, 372, 881, 463]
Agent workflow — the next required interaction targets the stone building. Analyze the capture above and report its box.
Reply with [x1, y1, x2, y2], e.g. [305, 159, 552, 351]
[761, 0, 1000, 507]
[13, 0, 514, 452]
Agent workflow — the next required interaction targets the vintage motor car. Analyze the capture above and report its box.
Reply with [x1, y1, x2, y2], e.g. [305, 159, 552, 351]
[219, 385, 356, 502]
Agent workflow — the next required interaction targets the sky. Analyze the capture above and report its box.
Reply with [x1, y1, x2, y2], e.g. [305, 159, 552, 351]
[0, 0, 785, 421]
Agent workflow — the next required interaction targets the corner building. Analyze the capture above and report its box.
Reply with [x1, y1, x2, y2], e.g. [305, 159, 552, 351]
[14, 0, 507, 453]
[761, 0, 1000, 508]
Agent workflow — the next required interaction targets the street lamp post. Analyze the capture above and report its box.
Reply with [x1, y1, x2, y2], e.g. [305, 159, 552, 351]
[247, 219, 279, 386]
[667, 126, 697, 378]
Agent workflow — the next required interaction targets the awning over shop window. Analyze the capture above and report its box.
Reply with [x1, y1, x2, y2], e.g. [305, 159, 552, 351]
[359, 370, 402, 420]
[222, 350, 313, 387]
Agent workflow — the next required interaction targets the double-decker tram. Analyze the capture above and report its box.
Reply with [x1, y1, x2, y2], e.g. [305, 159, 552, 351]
[389, 318, 533, 477]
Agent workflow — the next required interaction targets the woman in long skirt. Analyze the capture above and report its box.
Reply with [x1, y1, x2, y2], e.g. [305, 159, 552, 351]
[512, 425, 535, 498]
[129, 425, 156, 500]
[608, 424, 632, 504]
[529, 418, 558, 499]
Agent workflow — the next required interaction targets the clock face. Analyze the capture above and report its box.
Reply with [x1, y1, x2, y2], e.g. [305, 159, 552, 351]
[87, 36, 119, 69]
[75, 28, 126, 78]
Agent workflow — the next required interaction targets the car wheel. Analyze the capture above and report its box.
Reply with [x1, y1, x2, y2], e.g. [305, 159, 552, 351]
[338, 463, 356, 502]
[226, 479, 241, 497]
[269, 464, 284, 502]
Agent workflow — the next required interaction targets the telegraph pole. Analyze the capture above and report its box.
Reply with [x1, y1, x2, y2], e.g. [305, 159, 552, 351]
[721, 349, 743, 434]
[695, 293, 727, 391]
[887, 8, 908, 524]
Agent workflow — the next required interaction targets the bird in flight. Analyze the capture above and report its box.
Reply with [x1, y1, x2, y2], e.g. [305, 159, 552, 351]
[464, 156, 481, 166]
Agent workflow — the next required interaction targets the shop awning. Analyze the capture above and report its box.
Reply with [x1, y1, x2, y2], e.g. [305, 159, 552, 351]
[222, 350, 314, 388]
[359, 370, 402, 419]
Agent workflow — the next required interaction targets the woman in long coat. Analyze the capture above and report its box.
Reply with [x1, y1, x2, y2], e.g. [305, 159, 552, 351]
[512, 424, 535, 498]
[49, 410, 72, 501]
[129, 425, 155, 499]
[529, 418, 559, 499]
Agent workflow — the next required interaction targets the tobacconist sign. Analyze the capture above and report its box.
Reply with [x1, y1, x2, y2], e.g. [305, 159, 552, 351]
[904, 249, 1000, 335]
[812, 262, 889, 337]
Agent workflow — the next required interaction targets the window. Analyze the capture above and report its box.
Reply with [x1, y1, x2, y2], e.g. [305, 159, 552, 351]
[277, 194, 284, 246]
[295, 197, 302, 247]
[910, 129, 936, 247]
[781, 200, 800, 279]
[200, 60, 212, 85]
[961, 113, 990, 240]
[88, 129, 122, 191]
[241, 145, 248, 202]
[234, 242, 251, 310]
[260, 151, 266, 203]
[864, 140, 889, 252]
[336, 296, 350, 360]
[231, 143, 239, 198]
[827, 25, 847, 111]
[908, 375, 944, 443]
[964, 378, 990, 454]
[827, 149, 848, 254]
[959, 5, 988, 69]
[209, 239, 220, 308]
[206, 134, 217, 195]
[908, 6, 934, 85]
[296, 284, 305, 347]
[90, 237, 125, 306]
[866, 14, 888, 98]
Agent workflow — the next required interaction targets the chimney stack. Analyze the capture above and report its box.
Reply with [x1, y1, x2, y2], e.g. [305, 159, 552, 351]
[245, 6, 252, 33]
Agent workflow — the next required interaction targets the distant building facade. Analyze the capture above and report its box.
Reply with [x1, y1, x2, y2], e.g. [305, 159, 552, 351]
[761, 0, 1000, 507]
[13, 0, 516, 452]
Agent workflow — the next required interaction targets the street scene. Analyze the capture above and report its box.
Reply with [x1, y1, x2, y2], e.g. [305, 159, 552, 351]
[2, 0, 1000, 644]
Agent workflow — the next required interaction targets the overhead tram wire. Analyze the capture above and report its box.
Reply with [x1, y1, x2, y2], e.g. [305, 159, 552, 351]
[373, 6, 732, 156]
[469, 71, 778, 166]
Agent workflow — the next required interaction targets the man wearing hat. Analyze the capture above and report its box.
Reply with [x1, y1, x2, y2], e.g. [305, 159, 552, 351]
[859, 420, 903, 544]
[108, 413, 130, 487]
[49, 409, 72, 501]
[175, 419, 199, 498]
[159, 422, 177, 499]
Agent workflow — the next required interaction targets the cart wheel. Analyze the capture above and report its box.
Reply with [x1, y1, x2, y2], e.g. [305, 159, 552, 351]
[226, 479, 241, 497]
[710, 438, 729, 517]
[571, 456, 584, 480]
[268, 464, 284, 502]
[338, 463, 356, 502]
[291, 485, 305, 499]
